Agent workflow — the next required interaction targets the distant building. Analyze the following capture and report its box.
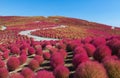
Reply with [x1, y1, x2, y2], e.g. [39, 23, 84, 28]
[111, 26, 115, 29]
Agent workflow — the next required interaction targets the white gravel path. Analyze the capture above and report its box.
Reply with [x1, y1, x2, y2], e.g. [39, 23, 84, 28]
[19, 25, 67, 41]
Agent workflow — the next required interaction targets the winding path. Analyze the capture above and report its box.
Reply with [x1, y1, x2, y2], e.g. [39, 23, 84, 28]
[19, 25, 67, 41]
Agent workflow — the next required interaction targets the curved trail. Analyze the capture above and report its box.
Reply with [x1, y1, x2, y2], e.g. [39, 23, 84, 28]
[19, 25, 67, 41]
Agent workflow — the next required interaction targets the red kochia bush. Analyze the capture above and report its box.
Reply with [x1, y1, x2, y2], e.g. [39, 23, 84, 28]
[45, 45, 53, 50]
[9, 73, 24, 78]
[7, 57, 20, 71]
[0, 67, 9, 78]
[81, 37, 92, 43]
[58, 49, 67, 59]
[36, 70, 55, 78]
[103, 59, 120, 78]
[50, 52, 64, 68]
[73, 53, 89, 68]
[11, 46, 20, 54]
[0, 60, 5, 68]
[2, 51, 9, 59]
[36, 48, 43, 55]
[93, 45, 112, 61]
[33, 55, 44, 64]
[43, 52, 51, 60]
[107, 38, 120, 54]
[21, 67, 34, 78]
[19, 55, 27, 65]
[56, 42, 66, 50]
[28, 47, 35, 55]
[84, 43, 96, 57]
[74, 61, 108, 78]
[66, 40, 82, 51]
[117, 49, 120, 58]
[54, 65, 70, 78]
[28, 59, 39, 71]
[92, 37, 106, 47]
[49, 47, 58, 54]
[73, 46, 87, 56]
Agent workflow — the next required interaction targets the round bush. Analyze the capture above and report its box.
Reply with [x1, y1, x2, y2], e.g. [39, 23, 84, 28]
[84, 43, 96, 57]
[0, 67, 9, 78]
[28, 47, 35, 55]
[43, 52, 51, 60]
[56, 42, 66, 50]
[93, 45, 112, 62]
[74, 61, 108, 78]
[33, 55, 44, 64]
[92, 37, 106, 47]
[7, 57, 20, 71]
[21, 67, 34, 78]
[0, 60, 5, 68]
[54, 65, 70, 78]
[28, 59, 39, 71]
[103, 59, 120, 78]
[36, 48, 43, 55]
[107, 38, 120, 54]
[58, 49, 67, 59]
[2, 51, 9, 59]
[36, 70, 55, 78]
[73, 53, 89, 68]
[11, 46, 20, 54]
[73, 46, 87, 56]
[9, 73, 24, 78]
[19, 55, 27, 65]
[50, 52, 64, 68]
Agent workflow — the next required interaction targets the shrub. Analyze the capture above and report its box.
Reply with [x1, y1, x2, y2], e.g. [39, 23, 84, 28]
[56, 42, 66, 50]
[45, 45, 53, 50]
[7, 57, 20, 71]
[28, 47, 35, 55]
[50, 52, 64, 68]
[21, 67, 34, 78]
[20, 42, 30, 50]
[73, 53, 89, 68]
[58, 49, 67, 59]
[34, 44, 42, 50]
[54, 65, 70, 78]
[81, 37, 92, 43]
[19, 55, 27, 65]
[103, 59, 120, 78]
[36, 70, 55, 78]
[0, 60, 5, 68]
[74, 61, 108, 78]
[33, 55, 44, 64]
[73, 46, 87, 56]
[9, 73, 24, 78]
[0, 67, 9, 78]
[93, 45, 112, 62]
[2, 51, 9, 59]
[117, 49, 120, 58]
[84, 43, 96, 57]
[11, 46, 20, 54]
[49, 48, 58, 54]
[107, 39, 120, 54]
[36, 48, 43, 55]
[28, 59, 39, 71]
[102, 55, 118, 62]
[20, 49, 28, 55]
[66, 40, 82, 52]
[43, 52, 51, 60]
[92, 37, 106, 47]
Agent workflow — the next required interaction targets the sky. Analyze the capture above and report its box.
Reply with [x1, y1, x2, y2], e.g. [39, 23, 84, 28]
[0, 0, 120, 27]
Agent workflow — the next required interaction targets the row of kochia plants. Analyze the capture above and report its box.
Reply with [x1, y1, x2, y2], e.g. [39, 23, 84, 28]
[0, 36, 120, 78]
